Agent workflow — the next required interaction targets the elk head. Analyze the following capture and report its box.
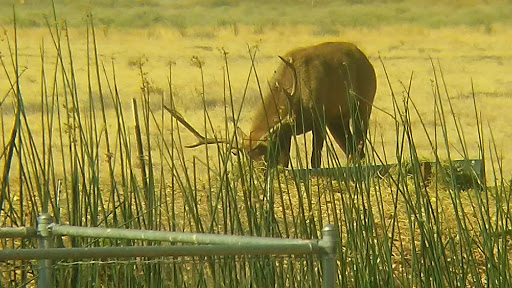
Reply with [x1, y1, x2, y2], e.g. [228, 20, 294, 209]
[163, 106, 295, 165]
[164, 56, 298, 167]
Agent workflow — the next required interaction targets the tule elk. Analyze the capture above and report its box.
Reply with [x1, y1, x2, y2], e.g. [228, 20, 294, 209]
[165, 42, 377, 168]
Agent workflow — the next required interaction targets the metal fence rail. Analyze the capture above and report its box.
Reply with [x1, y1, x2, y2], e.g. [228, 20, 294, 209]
[0, 213, 339, 288]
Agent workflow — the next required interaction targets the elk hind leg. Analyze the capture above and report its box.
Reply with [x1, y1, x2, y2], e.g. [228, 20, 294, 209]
[327, 118, 354, 158]
[311, 121, 326, 168]
[351, 103, 371, 158]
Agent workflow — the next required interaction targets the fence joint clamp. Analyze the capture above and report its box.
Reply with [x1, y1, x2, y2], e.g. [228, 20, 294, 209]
[37, 213, 54, 238]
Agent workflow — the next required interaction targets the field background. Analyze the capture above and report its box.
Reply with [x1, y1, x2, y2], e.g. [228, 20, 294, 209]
[1, 0, 512, 178]
[1, 0, 512, 286]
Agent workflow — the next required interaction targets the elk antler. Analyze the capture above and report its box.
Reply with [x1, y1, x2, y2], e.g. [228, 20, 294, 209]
[164, 105, 230, 148]
[259, 114, 295, 142]
[277, 56, 298, 104]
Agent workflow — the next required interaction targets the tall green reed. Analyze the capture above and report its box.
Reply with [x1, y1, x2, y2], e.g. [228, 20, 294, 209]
[1, 6, 511, 287]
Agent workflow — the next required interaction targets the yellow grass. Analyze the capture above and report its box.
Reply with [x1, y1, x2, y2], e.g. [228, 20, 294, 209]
[1, 24, 511, 178]
[1, 22, 511, 286]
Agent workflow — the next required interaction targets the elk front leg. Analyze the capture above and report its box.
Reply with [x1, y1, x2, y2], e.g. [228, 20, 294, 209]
[277, 132, 292, 167]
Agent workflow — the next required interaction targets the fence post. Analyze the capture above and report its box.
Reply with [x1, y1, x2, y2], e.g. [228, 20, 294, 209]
[37, 213, 54, 288]
[320, 224, 338, 288]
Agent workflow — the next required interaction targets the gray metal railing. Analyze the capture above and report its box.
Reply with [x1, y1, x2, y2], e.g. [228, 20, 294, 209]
[0, 213, 339, 288]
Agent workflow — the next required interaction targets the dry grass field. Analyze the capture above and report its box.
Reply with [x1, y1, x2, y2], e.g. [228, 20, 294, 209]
[1, 1, 512, 286]
[2, 24, 511, 178]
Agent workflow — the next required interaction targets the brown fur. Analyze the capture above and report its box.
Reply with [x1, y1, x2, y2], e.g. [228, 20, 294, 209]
[166, 42, 376, 168]
[244, 42, 377, 167]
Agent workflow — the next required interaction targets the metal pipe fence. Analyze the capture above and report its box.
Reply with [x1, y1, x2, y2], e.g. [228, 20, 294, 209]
[0, 213, 339, 288]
